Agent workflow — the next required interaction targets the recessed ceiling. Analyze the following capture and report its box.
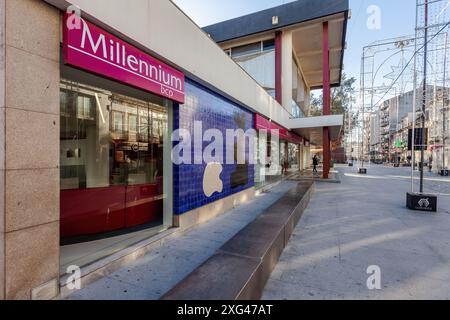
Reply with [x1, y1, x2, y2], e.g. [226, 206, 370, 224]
[292, 13, 346, 89]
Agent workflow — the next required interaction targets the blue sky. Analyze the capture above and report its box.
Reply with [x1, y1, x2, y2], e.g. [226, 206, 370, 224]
[173, 0, 417, 88]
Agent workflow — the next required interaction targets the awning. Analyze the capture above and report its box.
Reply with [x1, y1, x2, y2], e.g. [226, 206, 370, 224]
[255, 115, 303, 145]
[288, 115, 344, 146]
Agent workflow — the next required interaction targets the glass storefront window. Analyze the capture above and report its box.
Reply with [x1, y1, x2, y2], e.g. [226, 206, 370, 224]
[254, 132, 301, 189]
[254, 131, 284, 189]
[254, 131, 267, 189]
[59, 66, 172, 273]
[288, 143, 300, 171]
[280, 141, 287, 168]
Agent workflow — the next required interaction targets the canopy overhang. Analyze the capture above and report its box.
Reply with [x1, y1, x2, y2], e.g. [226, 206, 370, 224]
[288, 115, 344, 145]
[291, 12, 347, 89]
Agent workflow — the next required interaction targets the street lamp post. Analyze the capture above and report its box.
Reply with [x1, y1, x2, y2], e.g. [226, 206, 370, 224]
[419, 0, 429, 194]
[407, 0, 438, 212]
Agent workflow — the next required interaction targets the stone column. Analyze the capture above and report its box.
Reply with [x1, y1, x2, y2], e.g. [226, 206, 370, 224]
[0, 0, 60, 300]
[322, 21, 331, 179]
[275, 31, 282, 105]
[1, 0, 5, 300]
[281, 31, 293, 112]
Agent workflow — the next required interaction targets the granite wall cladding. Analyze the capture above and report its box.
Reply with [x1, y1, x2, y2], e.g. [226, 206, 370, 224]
[173, 80, 254, 215]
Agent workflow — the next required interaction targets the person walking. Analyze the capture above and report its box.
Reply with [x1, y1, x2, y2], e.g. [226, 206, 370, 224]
[281, 156, 289, 175]
[312, 155, 319, 174]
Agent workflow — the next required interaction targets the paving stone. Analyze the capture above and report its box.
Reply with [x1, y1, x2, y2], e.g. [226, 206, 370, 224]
[263, 165, 450, 300]
[66, 181, 298, 300]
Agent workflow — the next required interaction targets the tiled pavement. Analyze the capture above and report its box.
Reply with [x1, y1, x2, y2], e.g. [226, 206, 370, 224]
[66, 181, 298, 300]
[262, 165, 450, 300]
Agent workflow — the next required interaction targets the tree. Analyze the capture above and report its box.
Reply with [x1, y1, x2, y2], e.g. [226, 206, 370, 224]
[309, 95, 323, 117]
[309, 73, 356, 116]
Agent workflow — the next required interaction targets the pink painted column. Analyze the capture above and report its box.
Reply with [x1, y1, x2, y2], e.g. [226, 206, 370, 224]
[322, 22, 331, 179]
[275, 31, 282, 105]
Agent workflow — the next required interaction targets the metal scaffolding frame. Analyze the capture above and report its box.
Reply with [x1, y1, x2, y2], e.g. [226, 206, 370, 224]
[357, 0, 450, 196]
[411, 0, 450, 194]
[359, 36, 416, 166]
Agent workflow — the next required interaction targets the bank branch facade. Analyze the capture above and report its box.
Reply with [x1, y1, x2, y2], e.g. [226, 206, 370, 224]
[0, 0, 348, 299]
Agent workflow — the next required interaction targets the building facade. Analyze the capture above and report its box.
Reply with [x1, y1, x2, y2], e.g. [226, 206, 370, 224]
[427, 87, 450, 172]
[204, 1, 348, 179]
[369, 112, 381, 162]
[367, 86, 450, 169]
[0, 0, 348, 299]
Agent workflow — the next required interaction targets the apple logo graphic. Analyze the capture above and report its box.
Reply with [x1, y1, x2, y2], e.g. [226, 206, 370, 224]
[203, 162, 224, 197]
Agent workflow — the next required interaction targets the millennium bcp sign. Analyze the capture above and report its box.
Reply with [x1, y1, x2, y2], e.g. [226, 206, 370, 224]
[63, 14, 185, 104]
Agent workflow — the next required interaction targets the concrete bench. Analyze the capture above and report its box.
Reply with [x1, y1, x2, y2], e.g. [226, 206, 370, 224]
[162, 181, 314, 300]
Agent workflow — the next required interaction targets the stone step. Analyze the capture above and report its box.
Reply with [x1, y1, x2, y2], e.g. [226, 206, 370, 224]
[162, 181, 314, 300]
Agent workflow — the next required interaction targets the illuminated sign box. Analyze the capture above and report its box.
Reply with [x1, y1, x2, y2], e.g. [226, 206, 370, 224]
[63, 14, 185, 104]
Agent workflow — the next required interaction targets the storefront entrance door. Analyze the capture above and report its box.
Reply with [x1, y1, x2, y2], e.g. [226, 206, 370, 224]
[110, 98, 164, 230]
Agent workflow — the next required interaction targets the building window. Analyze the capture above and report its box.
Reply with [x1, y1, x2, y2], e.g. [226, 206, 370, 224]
[291, 100, 305, 119]
[112, 111, 125, 136]
[77, 95, 95, 120]
[231, 41, 262, 58]
[263, 39, 275, 51]
[128, 114, 138, 137]
[228, 39, 275, 59]
[59, 65, 172, 274]
[228, 39, 276, 95]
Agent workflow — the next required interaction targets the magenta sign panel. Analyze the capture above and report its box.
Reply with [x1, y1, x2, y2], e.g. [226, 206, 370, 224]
[255, 115, 303, 145]
[63, 14, 185, 104]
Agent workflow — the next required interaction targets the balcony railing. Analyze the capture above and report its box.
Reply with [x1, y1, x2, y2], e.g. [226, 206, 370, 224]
[291, 100, 305, 119]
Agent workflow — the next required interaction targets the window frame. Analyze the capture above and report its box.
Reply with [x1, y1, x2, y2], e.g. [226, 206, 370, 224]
[227, 38, 276, 59]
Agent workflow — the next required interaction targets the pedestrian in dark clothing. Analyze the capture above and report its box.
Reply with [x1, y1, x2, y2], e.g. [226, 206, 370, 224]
[313, 155, 319, 174]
